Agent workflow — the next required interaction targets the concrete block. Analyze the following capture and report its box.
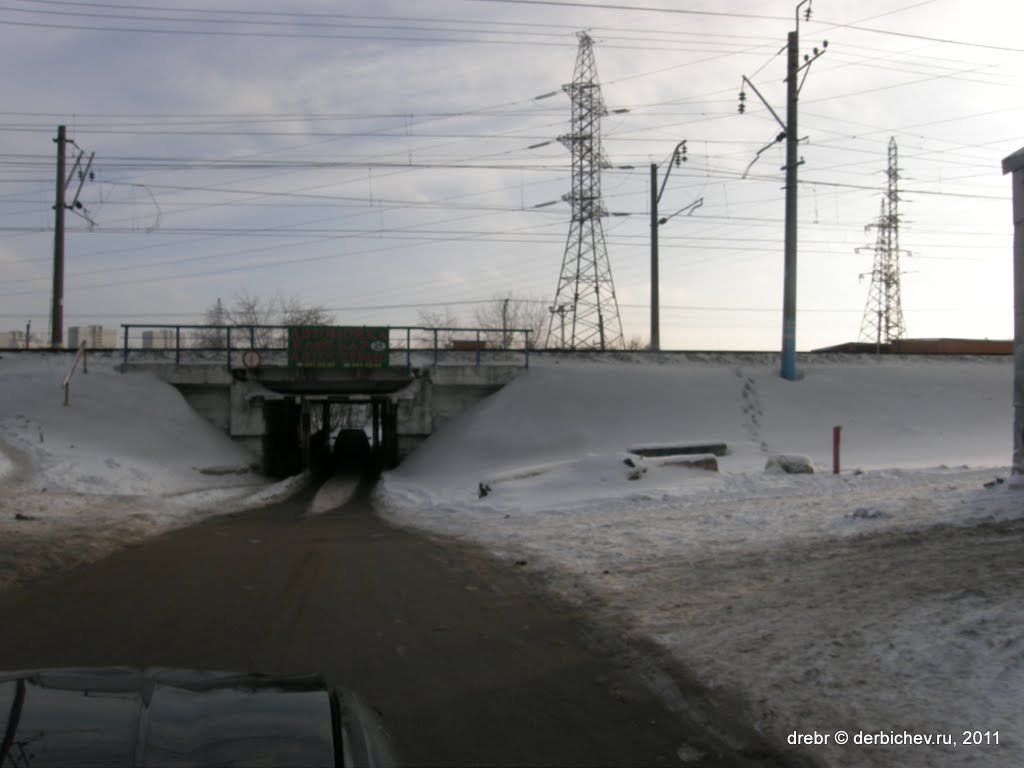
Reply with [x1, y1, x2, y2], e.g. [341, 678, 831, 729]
[654, 454, 719, 472]
[765, 454, 815, 474]
[629, 442, 729, 458]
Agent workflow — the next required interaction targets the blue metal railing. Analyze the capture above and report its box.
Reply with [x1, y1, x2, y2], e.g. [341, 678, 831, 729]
[120, 324, 531, 370]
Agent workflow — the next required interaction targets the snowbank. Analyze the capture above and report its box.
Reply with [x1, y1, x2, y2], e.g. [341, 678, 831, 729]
[385, 356, 1010, 514]
[377, 354, 1022, 768]
[2, 349, 1020, 766]
[0, 352, 258, 494]
[0, 352, 288, 591]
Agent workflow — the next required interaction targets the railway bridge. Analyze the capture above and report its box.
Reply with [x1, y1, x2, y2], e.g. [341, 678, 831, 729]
[119, 324, 531, 475]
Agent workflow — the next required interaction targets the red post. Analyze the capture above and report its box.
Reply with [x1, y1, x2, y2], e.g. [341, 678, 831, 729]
[833, 425, 842, 475]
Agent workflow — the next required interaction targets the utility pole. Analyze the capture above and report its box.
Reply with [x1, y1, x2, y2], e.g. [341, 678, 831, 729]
[782, 27, 799, 381]
[1002, 145, 1024, 483]
[502, 297, 510, 349]
[739, 0, 826, 380]
[549, 304, 568, 349]
[650, 163, 659, 352]
[50, 124, 95, 348]
[51, 125, 67, 348]
[649, 140, 702, 352]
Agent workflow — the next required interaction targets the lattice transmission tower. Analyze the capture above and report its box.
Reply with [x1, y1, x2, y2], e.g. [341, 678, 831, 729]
[546, 31, 623, 350]
[859, 137, 907, 346]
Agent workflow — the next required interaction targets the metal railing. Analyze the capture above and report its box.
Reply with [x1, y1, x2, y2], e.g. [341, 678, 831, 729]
[120, 324, 533, 369]
[62, 342, 88, 405]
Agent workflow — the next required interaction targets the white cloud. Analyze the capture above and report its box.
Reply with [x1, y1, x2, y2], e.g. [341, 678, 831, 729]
[0, 1, 1020, 349]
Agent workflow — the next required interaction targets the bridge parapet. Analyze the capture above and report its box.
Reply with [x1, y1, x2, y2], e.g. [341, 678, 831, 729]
[121, 325, 528, 469]
[119, 324, 533, 370]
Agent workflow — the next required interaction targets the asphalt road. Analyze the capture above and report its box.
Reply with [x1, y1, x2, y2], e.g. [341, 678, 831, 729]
[0, 483, 801, 767]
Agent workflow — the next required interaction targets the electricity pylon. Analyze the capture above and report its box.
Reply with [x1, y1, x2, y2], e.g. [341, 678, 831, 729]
[859, 137, 907, 348]
[546, 31, 624, 351]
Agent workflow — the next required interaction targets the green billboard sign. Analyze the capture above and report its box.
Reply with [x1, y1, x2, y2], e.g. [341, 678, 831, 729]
[287, 326, 389, 369]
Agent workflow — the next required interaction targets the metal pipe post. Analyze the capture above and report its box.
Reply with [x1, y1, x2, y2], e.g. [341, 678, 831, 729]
[1002, 147, 1024, 481]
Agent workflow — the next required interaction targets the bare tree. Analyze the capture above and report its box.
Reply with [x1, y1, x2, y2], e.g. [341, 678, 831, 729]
[196, 297, 229, 348]
[276, 293, 333, 348]
[473, 294, 547, 349]
[197, 291, 334, 349]
[416, 306, 461, 348]
[228, 289, 276, 346]
[279, 293, 332, 326]
[624, 335, 649, 351]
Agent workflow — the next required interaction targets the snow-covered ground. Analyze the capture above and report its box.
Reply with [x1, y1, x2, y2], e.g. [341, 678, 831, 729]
[0, 352, 305, 591]
[376, 354, 1023, 768]
[2, 350, 1021, 766]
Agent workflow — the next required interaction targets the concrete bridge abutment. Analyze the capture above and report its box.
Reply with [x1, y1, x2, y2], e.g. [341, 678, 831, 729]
[133, 363, 523, 475]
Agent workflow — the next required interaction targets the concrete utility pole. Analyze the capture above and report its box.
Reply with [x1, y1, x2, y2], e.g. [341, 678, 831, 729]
[548, 304, 568, 349]
[739, 0, 826, 380]
[649, 140, 701, 352]
[502, 297, 510, 349]
[781, 28, 799, 381]
[650, 163, 660, 352]
[1002, 145, 1024, 482]
[50, 125, 95, 349]
[51, 125, 67, 348]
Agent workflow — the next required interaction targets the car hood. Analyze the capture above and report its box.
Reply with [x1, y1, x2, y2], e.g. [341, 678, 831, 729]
[0, 668, 394, 767]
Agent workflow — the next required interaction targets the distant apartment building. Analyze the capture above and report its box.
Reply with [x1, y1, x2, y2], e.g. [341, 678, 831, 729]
[142, 329, 176, 349]
[2, 330, 42, 348]
[67, 325, 117, 349]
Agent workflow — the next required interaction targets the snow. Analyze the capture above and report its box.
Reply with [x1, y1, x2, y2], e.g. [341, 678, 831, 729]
[2, 349, 1021, 766]
[376, 354, 1023, 767]
[0, 352, 294, 591]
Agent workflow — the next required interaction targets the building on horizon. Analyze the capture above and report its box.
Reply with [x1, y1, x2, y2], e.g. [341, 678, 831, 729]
[142, 329, 175, 349]
[2, 330, 43, 349]
[67, 325, 117, 350]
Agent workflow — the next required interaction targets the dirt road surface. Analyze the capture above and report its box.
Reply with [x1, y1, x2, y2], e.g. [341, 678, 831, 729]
[0, 485, 802, 767]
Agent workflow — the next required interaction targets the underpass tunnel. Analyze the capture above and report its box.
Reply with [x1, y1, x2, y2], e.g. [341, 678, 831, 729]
[305, 397, 399, 479]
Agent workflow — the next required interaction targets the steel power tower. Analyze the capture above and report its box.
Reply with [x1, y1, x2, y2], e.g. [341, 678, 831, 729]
[859, 137, 907, 348]
[546, 31, 623, 351]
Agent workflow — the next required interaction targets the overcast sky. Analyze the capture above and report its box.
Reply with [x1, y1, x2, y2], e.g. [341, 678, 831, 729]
[1, 0, 1022, 350]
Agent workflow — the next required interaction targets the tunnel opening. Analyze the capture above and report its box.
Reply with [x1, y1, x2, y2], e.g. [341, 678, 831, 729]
[261, 396, 397, 480]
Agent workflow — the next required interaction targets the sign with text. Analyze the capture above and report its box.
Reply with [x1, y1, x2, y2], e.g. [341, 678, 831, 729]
[287, 326, 389, 369]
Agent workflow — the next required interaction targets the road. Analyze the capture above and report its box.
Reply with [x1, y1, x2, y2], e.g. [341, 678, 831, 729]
[0, 483, 800, 767]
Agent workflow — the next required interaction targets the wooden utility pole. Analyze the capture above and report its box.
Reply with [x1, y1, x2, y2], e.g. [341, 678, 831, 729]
[1002, 145, 1024, 482]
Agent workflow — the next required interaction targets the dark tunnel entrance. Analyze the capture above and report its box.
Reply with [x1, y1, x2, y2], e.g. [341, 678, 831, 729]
[261, 397, 398, 480]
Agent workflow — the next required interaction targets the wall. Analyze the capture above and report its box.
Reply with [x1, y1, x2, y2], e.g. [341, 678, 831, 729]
[142, 362, 524, 467]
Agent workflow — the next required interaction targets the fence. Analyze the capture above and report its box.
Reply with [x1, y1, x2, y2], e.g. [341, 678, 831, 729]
[120, 325, 532, 369]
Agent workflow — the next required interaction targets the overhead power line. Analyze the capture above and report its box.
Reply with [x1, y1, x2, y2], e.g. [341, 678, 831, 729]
[812, 18, 1024, 54]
